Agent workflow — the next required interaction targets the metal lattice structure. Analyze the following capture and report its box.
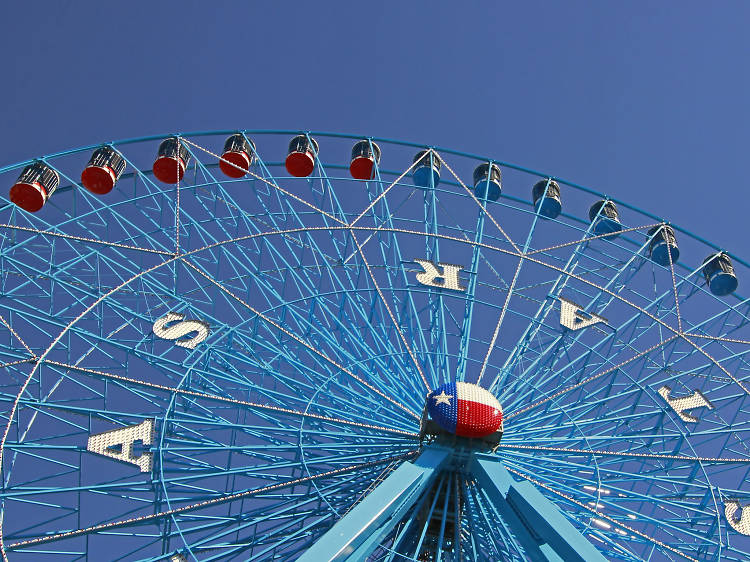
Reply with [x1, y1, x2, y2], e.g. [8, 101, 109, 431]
[0, 131, 749, 561]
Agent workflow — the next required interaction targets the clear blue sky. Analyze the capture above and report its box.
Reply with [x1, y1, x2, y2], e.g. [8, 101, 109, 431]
[1, 1, 748, 252]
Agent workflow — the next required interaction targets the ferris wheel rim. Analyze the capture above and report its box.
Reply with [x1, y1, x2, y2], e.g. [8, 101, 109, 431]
[0, 130, 747, 560]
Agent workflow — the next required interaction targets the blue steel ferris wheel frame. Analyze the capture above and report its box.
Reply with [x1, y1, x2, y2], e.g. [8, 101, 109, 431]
[0, 130, 748, 561]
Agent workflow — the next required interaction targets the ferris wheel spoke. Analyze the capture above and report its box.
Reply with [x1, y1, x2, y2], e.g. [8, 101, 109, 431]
[499, 239, 666, 402]
[3, 451, 415, 553]
[179, 258, 420, 419]
[490, 220, 613, 393]
[22, 358, 412, 473]
[476, 255, 525, 386]
[440, 156, 521, 255]
[502, 463, 713, 562]
[432, 192, 515, 386]
[421, 178, 464, 388]
[506, 333, 716, 435]
[349, 168, 440, 389]
[4, 132, 750, 560]
[507, 326, 673, 418]
[504, 448, 717, 504]
[506, 334, 679, 422]
[166, 467, 386, 562]
[41, 360, 418, 439]
[184, 138, 346, 228]
[159, 439, 410, 487]
[348, 230, 431, 392]
[191, 317, 419, 430]
[404, 162, 529, 389]
[39, 162, 179, 255]
[172, 278, 423, 424]
[185, 232, 426, 408]
[205, 347, 404, 426]
[465, 200, 557, 390]
[528, 223, 662, 258]
[499, 443, 750, 465]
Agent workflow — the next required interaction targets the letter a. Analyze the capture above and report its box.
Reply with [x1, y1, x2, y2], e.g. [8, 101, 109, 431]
[559, 298, 607, 331]
[725, 501, 750, 535]
[414, 259, 466, 292]
[658, 386, 714, 423]
[87, 419, 154, 472]
[153, 312, 210, 349]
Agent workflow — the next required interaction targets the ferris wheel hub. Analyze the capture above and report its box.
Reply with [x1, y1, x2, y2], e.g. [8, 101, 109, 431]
[424, 382, 503, 440]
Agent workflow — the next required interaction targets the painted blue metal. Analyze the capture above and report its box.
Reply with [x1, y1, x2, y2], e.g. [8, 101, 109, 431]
[298, 445, 451, 562]
[471, 453, 606, 562]
[0, 131, 749, 561]
[455, 203, 486, 383]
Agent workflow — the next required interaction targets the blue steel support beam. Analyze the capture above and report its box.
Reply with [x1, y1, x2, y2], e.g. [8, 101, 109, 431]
[470, 452, 606, 562]
[298, 445, 452, 562]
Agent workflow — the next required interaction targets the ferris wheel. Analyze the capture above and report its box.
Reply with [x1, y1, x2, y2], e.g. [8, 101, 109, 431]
[0, 130, 748, 561]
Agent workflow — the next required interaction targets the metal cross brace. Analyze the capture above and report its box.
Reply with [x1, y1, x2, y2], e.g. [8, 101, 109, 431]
[470, 452, 606, 562]
[300, 444, 606, 561]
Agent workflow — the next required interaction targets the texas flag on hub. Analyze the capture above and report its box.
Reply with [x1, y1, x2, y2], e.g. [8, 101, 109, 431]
[427, 382, 503, 438]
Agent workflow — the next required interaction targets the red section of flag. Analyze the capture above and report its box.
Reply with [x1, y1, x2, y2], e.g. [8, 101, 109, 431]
[455, 399, 503, 437]
[454, 382, 503, 438]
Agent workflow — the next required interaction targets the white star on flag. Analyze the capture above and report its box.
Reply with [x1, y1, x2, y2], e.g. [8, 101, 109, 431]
[433, 390, 453, 406]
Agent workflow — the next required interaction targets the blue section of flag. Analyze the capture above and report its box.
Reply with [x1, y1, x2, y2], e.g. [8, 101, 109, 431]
[427, 382, 458, 433]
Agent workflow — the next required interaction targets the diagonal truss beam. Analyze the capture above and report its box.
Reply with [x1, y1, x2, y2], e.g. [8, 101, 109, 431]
[470, 452, 606, 562]
[298, 445, 452, 562]
[301, 444, 606, 562]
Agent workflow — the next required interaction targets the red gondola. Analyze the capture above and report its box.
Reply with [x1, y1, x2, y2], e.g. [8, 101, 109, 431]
[285, 135, 318, 177]
[153, 137, 190, 184]
[81, 147, 126, 194]
[220, 134, 256, 178]
[349, 140, 381, 180]
[9, 162, 60, 212]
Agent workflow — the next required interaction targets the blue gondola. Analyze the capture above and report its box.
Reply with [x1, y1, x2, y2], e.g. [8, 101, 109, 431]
[532, 179, 562, 219]
[473, 163, 502, 201]
[702, 253, 738, 296]
[412, 150, 441, 188]
[648, 225, 680, 266]
[589, 200, 622, 237]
